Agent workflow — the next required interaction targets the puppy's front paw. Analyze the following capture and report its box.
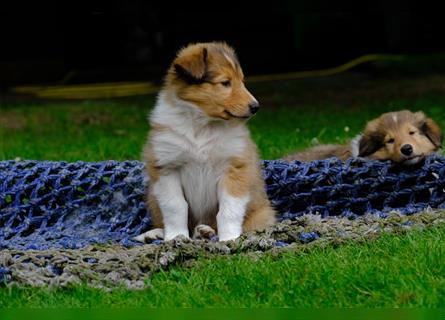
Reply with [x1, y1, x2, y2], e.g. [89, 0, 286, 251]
[217, 224, 242, 241]
[133, 228, 164, 243]
[193, 224, 217, 240]
[218, 234, 240, 242]
[164, 229, 190, 241]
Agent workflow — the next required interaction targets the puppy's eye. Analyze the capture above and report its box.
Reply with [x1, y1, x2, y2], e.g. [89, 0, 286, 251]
[221, 80, 231, 87]
[409, 131, 416, 135]
[387, 138, 395, 144]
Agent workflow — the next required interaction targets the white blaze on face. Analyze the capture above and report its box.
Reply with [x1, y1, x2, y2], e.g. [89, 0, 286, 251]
[223, 52, 236, 70]
[392, 114, 398, 124]
[350, 134, 363, 157]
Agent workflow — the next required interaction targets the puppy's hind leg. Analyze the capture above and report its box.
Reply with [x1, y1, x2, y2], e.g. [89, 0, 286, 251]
[193, 224, 217, 240]
[133, 228, 164, 243]
[243, 203, 276, 232]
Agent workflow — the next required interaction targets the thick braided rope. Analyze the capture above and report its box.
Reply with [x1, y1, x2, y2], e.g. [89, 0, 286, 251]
[1, 156, 445, 250]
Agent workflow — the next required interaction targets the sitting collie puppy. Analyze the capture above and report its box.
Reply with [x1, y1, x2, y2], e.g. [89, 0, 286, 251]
[134, 42, 276, 243]
[285, 110, 443, 165]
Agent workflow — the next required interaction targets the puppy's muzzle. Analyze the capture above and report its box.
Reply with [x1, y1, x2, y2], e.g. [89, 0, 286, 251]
[401, 144, 413, 156]
[249, 101, 260, 115]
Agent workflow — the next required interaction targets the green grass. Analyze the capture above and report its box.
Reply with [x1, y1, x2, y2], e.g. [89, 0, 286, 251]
[1, 74, 445, 307]
[0, 89, 445, 161]
[0, 99, 152, 161]
[1, 225, 444, 308]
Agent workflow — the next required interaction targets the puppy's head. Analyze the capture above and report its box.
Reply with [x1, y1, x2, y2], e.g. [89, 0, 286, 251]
[359, 110, 443, 165]
[165, 42, 259, 120]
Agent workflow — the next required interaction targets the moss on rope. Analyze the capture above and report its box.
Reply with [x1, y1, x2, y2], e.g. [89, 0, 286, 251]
[1, 210, 444, 290]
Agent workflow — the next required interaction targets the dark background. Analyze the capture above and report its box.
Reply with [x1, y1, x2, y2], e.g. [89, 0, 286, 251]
[1, 1, 444, 87]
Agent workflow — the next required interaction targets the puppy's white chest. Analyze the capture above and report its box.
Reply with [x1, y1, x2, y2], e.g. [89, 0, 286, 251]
[187, 133, 221, 163]
[180, 161, 220, 219]
[171, 126, 246, 218]
[161, 124, 246, 165]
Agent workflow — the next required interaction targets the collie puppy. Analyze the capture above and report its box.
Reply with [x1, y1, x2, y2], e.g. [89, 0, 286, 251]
[135, 42, 275, 242]
[285, 110, 443, 165]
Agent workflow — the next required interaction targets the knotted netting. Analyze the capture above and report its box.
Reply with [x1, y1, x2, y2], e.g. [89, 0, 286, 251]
[1, 156, 445, 251]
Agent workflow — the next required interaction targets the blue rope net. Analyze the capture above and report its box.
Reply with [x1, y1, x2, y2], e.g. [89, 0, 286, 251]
[1, 156, 445, 250]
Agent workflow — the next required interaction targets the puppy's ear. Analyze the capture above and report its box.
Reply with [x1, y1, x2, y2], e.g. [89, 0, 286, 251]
[359, 133, 383, 157]
[421, 116, 443, 149]
[173, 47, 208, 84]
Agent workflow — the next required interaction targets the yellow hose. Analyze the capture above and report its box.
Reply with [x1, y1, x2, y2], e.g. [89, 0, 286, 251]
[10, 54, 403, 99]
[247, 54, 403, 82]
[11, 82, 160, 98]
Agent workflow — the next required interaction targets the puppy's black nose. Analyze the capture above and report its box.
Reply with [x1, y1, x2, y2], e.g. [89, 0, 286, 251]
[249, 101, 260, 114]
[401, 144, 413, 156]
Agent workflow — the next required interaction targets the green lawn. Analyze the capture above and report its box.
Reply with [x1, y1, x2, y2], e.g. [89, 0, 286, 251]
[3, 74, 445, 162]
[1, 225, 444, 308]
[1, 73, 445, 307]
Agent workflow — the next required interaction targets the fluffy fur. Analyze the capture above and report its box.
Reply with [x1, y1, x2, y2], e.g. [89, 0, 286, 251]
[135, 42, 275, 242]
[285, 110, 443, 165]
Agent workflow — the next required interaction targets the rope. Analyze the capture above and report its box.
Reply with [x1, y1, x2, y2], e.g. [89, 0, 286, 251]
[1, 156, 444, 251]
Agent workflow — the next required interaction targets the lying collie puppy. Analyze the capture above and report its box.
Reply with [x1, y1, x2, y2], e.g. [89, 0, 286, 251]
[135, 42, 276, 242]
[285, 110, 443, 165]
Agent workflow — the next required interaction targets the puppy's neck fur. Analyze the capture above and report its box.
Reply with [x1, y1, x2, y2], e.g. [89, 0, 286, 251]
[149, 89, 249, 167]
[152, 89, 245, 133]
[152, 90, 211, 129]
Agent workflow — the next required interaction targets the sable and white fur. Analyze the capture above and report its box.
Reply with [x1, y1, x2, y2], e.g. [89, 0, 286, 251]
[285, 110, 443, 165]
[135, 42, 275, 242]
